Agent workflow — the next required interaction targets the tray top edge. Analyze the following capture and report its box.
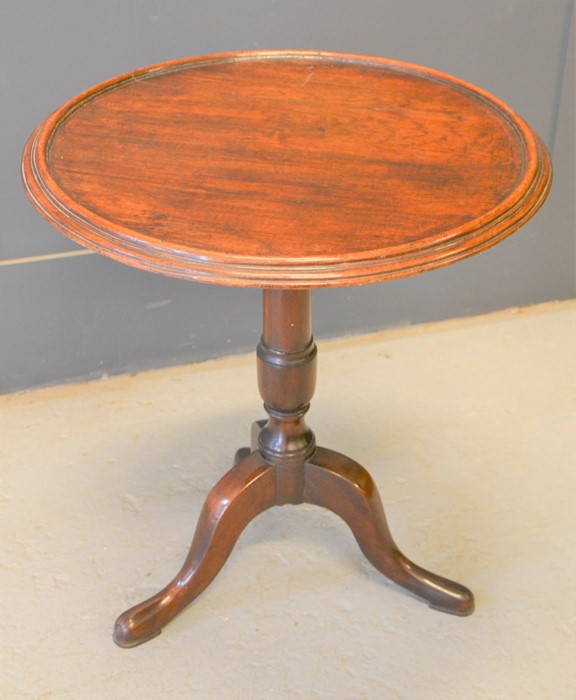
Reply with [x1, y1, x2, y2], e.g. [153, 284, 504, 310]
[22, 49, 552, 288]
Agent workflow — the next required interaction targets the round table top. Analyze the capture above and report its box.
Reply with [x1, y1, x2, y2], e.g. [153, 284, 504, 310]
[22, 50, 551, 288]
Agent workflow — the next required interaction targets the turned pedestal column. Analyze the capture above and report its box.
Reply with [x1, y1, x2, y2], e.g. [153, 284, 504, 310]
[113, 288, 473, 647]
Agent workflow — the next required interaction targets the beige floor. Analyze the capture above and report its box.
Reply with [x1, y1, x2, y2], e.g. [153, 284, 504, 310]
[1, 301, 574, 699]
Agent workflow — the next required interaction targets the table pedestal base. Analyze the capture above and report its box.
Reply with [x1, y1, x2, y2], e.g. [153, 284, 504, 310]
[113, 290, 474, 648]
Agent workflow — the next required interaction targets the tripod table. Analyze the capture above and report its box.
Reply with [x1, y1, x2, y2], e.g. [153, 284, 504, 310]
[22, 51, 551, 647]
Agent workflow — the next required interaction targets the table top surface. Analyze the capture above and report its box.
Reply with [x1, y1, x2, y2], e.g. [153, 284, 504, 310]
[22, 51, 551, 288]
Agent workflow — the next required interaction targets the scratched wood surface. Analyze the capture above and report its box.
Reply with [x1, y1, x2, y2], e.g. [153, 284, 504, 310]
[22, 51, 551, 287]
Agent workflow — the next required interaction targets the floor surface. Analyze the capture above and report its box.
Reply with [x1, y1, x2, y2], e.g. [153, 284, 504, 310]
[1, 301, 574, 699]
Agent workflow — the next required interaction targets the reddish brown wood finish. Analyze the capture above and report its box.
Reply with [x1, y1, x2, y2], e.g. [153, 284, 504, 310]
[114, 450, 277, 647]
[114, 291, 473, 649]
[22, 51, 551, 288]
[114, 445, 473, 648]
[21, 52, 551, 648]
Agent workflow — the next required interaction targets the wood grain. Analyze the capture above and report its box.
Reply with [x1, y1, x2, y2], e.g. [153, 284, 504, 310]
[22, 51, 551, 287]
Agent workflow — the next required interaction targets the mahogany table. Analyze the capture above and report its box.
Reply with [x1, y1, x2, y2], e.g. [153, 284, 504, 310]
[22, 51, 551, 648]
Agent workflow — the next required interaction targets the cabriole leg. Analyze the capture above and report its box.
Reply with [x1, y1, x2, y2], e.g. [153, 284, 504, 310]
[113, 451, 276, 647]
[304, 447, 474, 615]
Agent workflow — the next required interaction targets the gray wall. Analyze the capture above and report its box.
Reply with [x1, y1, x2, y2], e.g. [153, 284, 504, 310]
[1, 0, 574, 394]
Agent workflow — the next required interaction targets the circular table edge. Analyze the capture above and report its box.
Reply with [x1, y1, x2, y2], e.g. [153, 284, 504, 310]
[21, 50, 553, 289]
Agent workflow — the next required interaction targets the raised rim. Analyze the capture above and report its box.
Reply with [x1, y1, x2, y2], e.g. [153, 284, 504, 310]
[21, 50, 552, 288]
